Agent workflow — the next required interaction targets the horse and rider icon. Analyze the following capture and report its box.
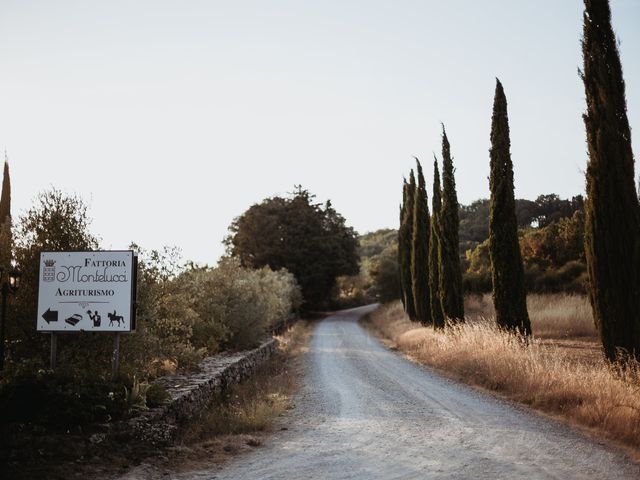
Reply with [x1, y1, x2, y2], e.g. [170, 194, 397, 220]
[87, 310, 125, 328]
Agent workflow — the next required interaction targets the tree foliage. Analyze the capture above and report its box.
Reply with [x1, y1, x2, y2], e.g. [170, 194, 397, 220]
[411, 159, 431, 325]
[8, 190, 100, 370]
[0, 160, 11, 273]
[226, 187, 359, 308]
[359, 228, 397, 258]
[459, 195, 584, 253]
[429, 158, 445, 328]
[488, 79, 531, 336]
[369, 244, 401, 303]
[581, 0, 640, 362]
[439, 127, 464, 321]
[399, 174, 417, 319]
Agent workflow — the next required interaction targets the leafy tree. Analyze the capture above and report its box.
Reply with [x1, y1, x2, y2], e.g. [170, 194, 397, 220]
[520, 210, 585, 271]
[399, 174, 417, 319]
[226, 187, 359, 308]
[581, 0, 640, 362]
[459, 195, 584, 253]
[8, 189, 100, 370]
[370, 244, 401, 303]
[439, 127, 464, 321]
[429, 158, 445, 327]
[488, 79, 531, 336]
[411, 159, 431, 325]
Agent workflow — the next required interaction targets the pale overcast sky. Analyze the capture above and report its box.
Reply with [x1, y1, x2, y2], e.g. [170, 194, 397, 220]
[1, 0, 639, 264]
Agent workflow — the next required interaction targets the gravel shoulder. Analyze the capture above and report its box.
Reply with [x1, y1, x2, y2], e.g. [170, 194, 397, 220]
[174, 305, 640, 479]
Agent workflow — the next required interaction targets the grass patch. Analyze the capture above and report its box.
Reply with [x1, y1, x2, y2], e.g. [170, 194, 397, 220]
[178, 320, 311, 443]
[465, 293, 596, 338]
[366, 299, 640, 455]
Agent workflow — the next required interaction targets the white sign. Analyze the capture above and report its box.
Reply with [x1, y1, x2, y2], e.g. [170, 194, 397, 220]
[37, 251, 137, 332]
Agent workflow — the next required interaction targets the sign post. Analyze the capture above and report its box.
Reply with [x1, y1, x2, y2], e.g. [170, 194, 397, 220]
[112, 332, 120, 380]
[50, 333, 57, 369]
[37, 251, 137, 371]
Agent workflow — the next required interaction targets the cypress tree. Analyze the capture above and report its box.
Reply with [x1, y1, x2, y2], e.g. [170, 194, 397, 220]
[582, 0, 640, 362]
[429, 157, 445, 328]
[0, 157, 12, 272]
[488, 79, 531, 336]
[400, 172, 417, 320]
[0, 158, 10, 226]
[398, 180, 409, 312]
[439, 126, 465, 321]
[411, 158, 431, 325]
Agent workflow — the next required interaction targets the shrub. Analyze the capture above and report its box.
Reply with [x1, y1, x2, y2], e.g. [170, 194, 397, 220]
[0, 370, 130, 429]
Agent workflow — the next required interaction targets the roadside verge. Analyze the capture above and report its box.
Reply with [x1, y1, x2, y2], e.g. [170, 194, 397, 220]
[363, 302, 640, 460]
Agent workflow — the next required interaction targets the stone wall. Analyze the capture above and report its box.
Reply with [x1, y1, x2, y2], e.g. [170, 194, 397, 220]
[118, 338, 278, 446]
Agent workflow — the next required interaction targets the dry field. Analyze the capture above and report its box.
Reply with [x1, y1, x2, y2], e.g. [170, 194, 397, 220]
[366, 296, 640, 455]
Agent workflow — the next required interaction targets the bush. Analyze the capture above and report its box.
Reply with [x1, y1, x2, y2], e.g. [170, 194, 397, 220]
[0, 370, 130, 429]
[145, 382, 170, 408]
[525, 261, 587, 293]
[185, 258, 301, 351]
[463, 271, 492, 294]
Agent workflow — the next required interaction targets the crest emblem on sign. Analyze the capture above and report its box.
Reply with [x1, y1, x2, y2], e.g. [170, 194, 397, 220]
[43, 259, 56, 282]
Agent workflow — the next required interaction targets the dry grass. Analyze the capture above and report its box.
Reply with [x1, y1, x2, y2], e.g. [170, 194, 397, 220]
[180, 321, 312, 442]
[465, 293, 596, 338]
[153, 320, 315, 476]
[366, 300, 640, 453]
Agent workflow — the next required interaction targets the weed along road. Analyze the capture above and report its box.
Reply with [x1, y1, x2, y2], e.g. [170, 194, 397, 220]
[189, 306, 640, 480]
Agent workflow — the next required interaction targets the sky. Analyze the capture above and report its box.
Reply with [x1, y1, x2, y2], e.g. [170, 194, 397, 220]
[1, 0, 639, 265]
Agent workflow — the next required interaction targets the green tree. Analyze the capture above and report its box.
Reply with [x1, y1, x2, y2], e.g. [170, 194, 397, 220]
[8, 190, 100, 369]
[370, 244, 401, 303]
[488, 79, 531, 336]
[399, 174, 417, 319]
[411, 158, 431, 325]
[0, 159, 10, 226]
[429, 158, 445, 328]
[0, 158, 12, 272]
[581, 0, 640, 362]
[439, 126, 465, 321]
[226, 187, 359, 308]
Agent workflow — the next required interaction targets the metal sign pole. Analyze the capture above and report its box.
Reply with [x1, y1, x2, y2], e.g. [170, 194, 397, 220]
[50, 332, 57, 370]
[112, 332, 120, 380]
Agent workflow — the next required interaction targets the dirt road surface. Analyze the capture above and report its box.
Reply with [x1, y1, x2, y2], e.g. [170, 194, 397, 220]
[172, 305, 640, 479]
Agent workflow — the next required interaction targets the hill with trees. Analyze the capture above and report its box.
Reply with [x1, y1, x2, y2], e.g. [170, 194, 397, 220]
[360, 192, 587, 301]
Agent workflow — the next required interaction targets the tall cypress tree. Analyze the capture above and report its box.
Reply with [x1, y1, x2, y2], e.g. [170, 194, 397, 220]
[439, 126, 465, 321]
[429, 157, 445, 328]
[400, 172, 417, 320]
[488, 79, 531, 336]
[398, 180, 409, 312]
[411, 158, 431, 325]
[582, 0, 640, 362]
[0, 157, 12, 272]
[0, 158, 10, 226]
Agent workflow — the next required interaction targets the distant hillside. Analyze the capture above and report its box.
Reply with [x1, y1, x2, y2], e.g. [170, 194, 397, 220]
[358, 229, 397, 260]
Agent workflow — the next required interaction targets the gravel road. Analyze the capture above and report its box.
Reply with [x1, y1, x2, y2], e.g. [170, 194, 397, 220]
[181, 305, 640, 479]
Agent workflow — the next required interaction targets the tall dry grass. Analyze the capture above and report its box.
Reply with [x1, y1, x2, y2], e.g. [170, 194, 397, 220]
[367, 301, 640, 451]
[465, 293, 596, 338]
